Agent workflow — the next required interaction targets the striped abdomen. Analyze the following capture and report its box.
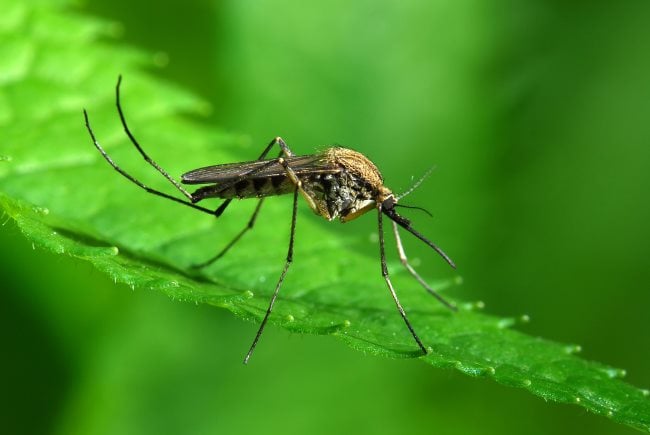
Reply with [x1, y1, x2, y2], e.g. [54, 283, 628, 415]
[190, 175, 295, 202]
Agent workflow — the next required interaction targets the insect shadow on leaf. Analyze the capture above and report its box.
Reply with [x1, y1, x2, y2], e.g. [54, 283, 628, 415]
[83, 76, 457, 364]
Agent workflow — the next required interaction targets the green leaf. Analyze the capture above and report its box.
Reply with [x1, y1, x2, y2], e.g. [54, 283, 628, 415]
[1, 1, 649, 432]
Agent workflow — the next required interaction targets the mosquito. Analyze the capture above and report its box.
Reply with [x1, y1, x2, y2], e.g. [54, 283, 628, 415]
[83, 76, 457, 364]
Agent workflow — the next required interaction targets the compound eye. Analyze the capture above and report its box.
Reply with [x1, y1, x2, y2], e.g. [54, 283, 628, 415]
[382, 196, 396, 210]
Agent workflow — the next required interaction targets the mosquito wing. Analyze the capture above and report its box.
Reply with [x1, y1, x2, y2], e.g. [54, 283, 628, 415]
[182, 152, 342, 201]
[182, 153, 338, 185]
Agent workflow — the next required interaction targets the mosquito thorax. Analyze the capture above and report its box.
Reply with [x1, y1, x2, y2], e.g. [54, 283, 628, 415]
[323, 147, 384, 189]
[322, 147, 394, 202]
[300, 147, 392, 222]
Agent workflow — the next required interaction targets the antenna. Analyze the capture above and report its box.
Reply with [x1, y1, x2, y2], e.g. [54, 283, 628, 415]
[397, 166, 435, 200]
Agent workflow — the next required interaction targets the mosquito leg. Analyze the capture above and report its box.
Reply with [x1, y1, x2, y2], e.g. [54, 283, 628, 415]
[83, 110, 217, 216]
[377, 205, 428, 355]
[272, 136, 295, 157]
[115, 75, 196, 201]
[201, 138, 306, 268]
[243, 187, 298, 364]
[116, 79, 297, 211]
[270, 144, 321, 213]
[271, 137, 321, 208]
[196, 137, 296, 267]
[391, 221, 457, 311]
[192, 198, 265, 268]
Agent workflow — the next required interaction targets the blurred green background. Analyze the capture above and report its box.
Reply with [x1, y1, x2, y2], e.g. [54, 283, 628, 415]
[2, 0, 649, 434]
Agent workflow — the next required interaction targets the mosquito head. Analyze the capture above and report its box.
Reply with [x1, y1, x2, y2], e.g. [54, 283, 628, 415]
[381, 195, 411, 227]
